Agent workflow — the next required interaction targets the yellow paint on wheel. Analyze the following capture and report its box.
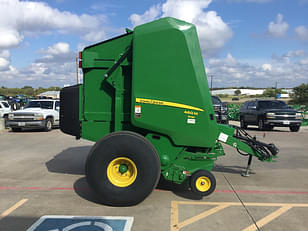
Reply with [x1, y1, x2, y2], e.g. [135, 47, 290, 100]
[195, 176, 211, 192]
[107, 157, 137, 187]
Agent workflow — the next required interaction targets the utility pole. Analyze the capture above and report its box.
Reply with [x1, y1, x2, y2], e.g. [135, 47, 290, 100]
[274, 81, 278, 99]
[76, 54, 79, 84]
[210, 75, 213, 94]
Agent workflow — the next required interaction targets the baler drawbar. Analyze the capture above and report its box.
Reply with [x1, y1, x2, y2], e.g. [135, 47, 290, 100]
[60, 17, 278, 206]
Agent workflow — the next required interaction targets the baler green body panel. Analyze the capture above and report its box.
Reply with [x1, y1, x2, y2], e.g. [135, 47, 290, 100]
[131, 18, 218, 147]
[81, 34, 133, 141]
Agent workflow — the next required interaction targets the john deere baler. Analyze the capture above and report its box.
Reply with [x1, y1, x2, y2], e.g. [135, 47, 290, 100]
[60, 17, 278, 206]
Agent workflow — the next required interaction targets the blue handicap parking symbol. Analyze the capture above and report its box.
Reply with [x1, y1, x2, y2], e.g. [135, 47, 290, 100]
[27, 215, 133, 231]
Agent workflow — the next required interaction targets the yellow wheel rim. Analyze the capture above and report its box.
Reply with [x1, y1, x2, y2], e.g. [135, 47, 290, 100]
[107, 157, 137, 187]
[195, 176, 211, 192]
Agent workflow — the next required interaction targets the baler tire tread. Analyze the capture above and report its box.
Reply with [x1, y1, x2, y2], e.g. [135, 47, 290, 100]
[85, 131, 161, 206]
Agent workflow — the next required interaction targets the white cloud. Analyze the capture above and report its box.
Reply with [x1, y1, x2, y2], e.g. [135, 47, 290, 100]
[0, 57, 10, 71]
[299, 58, 308, 65]
[129, 0, 233, 57]
[286, 50, 306, 57]
[271, 49, 306, 64]
[161, 0, 212, 23]
[41, 42, 70, 55]
[262, 63, 272, 71]
[130, 4, 162, 27]
[295, 26, 308, 41]
[0, 49, 10, 59]
[267, 14, 289, 38]
[0, 49, 10, 71]
[0, 0, 108, 49]
[82, 30, 106, 42]
[36, 42, 74, 64]
[206, 51, 308, 88]
[0, 41, 77, 87]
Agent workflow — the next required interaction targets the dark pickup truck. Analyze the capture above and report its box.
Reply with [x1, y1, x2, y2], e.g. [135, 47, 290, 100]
[211, 96, 228, 124]
[239, 100, 302, 132]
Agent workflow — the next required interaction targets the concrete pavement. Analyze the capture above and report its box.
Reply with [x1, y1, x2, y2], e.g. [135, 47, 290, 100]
[0, 125, 308, 231]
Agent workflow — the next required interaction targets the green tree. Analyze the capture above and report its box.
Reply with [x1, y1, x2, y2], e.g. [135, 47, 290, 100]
[262, 88, 276, 97]
[290, 84, 308, 105]
[263, 88, 285, 97]
[234, 89, 241, 96]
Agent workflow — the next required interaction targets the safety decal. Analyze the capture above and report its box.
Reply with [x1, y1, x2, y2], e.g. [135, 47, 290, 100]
[218, 132, 228, 143]
[187, 118, 196, 124]
[134, 105, 141, 118]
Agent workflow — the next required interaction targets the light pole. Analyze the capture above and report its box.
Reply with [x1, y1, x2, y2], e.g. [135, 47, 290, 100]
[210, 75, 213, 94]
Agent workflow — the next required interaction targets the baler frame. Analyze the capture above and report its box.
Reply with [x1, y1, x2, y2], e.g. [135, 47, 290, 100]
[60, 17, 278, 206]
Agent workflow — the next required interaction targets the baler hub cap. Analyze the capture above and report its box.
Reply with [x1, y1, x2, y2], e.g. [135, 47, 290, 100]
[107, 157, 137, 187]
[195, 176, 211, 192]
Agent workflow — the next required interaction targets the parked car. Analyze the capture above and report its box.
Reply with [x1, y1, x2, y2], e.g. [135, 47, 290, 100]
[211, 96, 228, 124]
[0, 95, 8, 100]
[239, 100, 302, 132]
[7, 99, 60, 132]
[0, 101, 11, 121]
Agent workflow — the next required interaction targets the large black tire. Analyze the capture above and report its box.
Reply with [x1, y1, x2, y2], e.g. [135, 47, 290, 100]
[190, 170, 216, 197]
[85, 131, 161, 206]
[240, 117, 247, 129]
[44, 118, 53, 132]
[290, 125, 300, 132]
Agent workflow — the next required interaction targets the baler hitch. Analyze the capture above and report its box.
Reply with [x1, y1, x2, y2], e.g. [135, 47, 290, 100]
[232, 126, 279, 176]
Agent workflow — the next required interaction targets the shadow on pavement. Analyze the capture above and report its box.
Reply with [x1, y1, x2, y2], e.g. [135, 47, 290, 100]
[73, 177, 103, 205]
[8, 127, 61, 133]
[212, 165, 247, 175]
[243, 127, 289, 132]
[46, 146, 91, 175]
[157, 177, 202, 200]
[73, 175, 203, 206]
[0, 215, 37, 231]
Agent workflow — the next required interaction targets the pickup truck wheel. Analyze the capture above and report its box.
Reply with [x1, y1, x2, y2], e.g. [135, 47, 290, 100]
[190, 170, 216, 197]
[3, 115, 8, 128]
[240, 118, 247, 129]
[258, 119, 265, 131]
[85, 131, 161, 206]
[290, 125, 300, 132]
[44, 118, 53, 132]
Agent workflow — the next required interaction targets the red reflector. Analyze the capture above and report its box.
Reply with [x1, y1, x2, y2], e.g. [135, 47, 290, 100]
[78, 51, 82, 59]
[79, 60, 82, 68]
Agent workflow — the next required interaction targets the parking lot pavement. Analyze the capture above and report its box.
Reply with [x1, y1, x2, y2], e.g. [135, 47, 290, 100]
[0, 125, 308, 231]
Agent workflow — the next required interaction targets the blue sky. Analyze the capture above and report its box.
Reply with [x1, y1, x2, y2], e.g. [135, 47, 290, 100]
[0, 0, 308, 88]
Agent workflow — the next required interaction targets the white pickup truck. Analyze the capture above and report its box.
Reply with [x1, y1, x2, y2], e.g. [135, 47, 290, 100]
[7, 99, 60, 132]
[0, 101, 11, 119]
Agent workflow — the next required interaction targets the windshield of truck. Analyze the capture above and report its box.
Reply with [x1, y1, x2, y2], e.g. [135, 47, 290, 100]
[258, 101, 289, 109]
[211, 96, 222, 105]
[25, 101, 53, 109]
